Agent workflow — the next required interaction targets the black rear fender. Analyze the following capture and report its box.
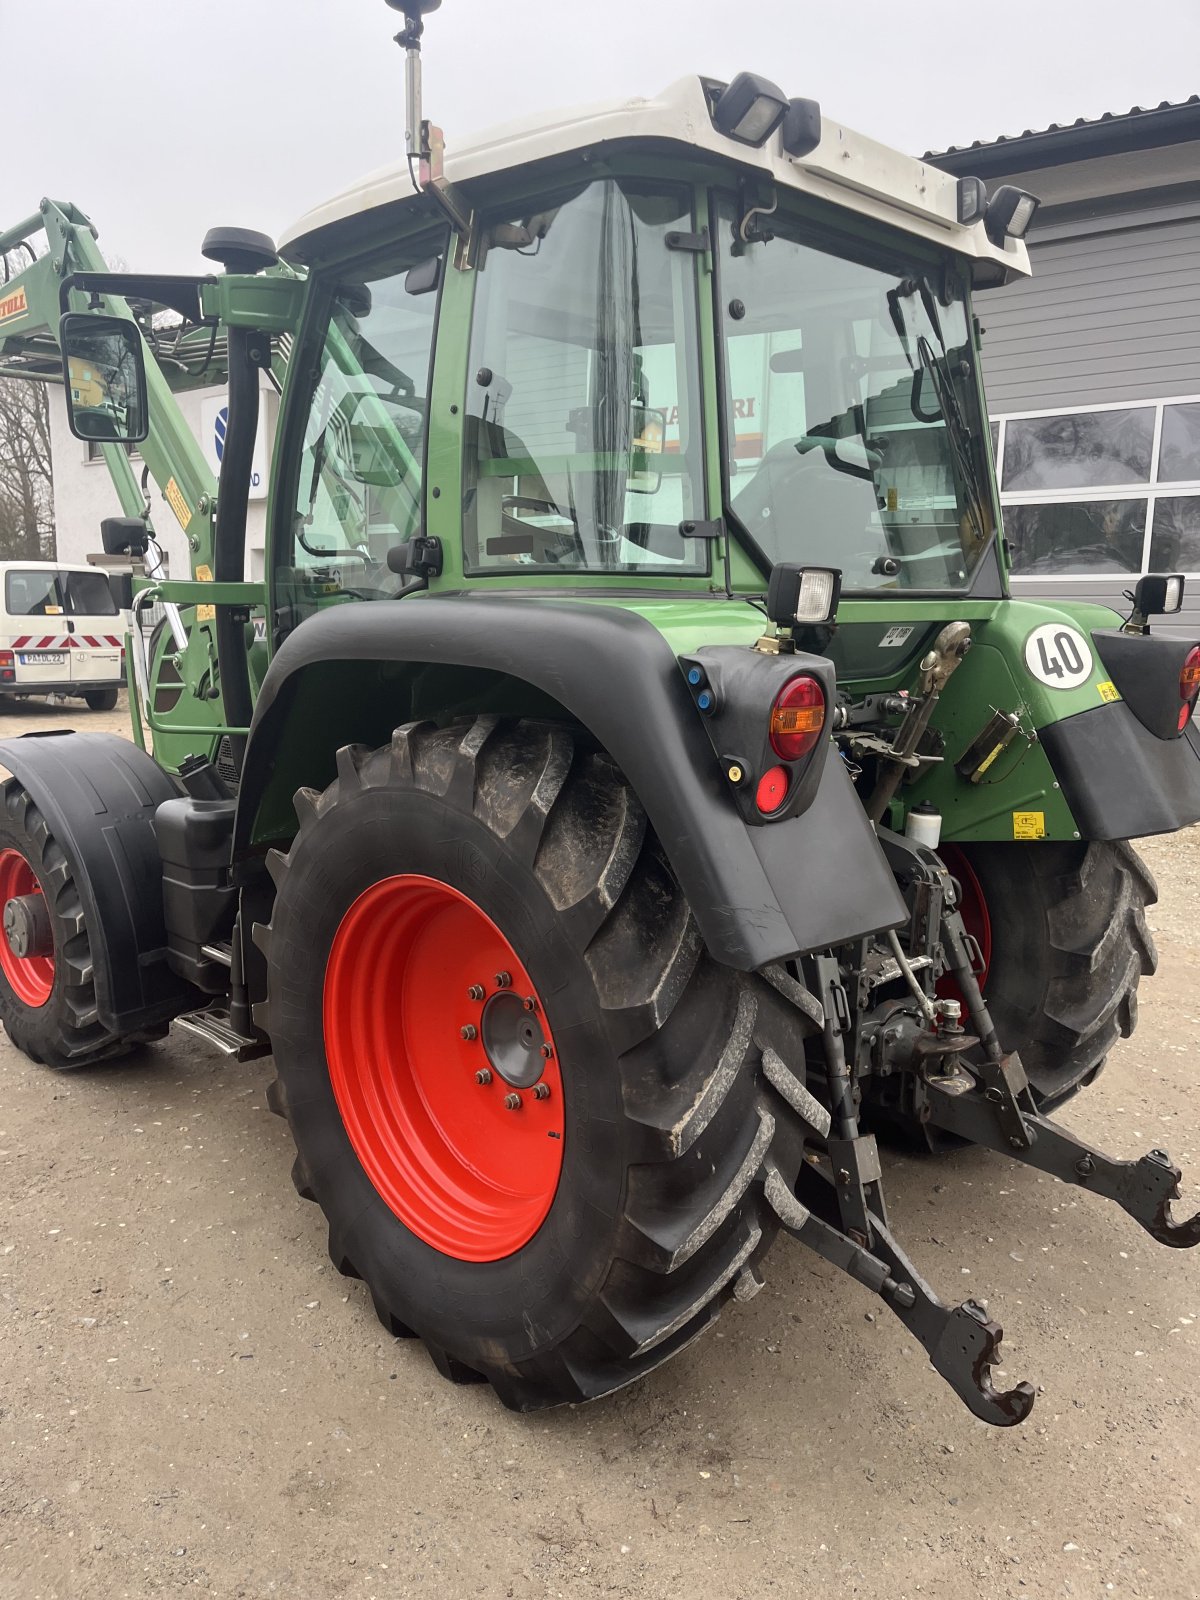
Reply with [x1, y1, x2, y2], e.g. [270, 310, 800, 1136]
[235, 600, 906, 971]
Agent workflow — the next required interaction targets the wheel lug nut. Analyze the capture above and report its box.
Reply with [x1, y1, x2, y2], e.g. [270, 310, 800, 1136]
[459, 1024, 478, 1041]
[504, 1092, 522, 1110]
[522, 995, 538, 1013]
[474, 1069, 492, 1085]
[540, 1043, 554, 1060]
[495, 971, 512, 989]
[533, 1083, 551, 1101]
[467, 984, 485, 1002]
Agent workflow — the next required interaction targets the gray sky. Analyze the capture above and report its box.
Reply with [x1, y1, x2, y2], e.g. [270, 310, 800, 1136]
[3, 0, 1198, 272]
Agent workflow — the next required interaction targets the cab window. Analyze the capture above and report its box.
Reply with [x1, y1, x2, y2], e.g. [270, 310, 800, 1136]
[463, 179, 709, 576]
[279, 234, 446, 624]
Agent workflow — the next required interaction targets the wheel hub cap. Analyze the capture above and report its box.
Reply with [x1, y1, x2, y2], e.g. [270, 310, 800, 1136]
[0, 849, 54, 1007]
[322, 874, 564, 1261]
[480, 990, 547, 1088]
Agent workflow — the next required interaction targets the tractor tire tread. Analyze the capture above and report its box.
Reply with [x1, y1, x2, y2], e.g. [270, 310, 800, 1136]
[258, 717, 827, 1410]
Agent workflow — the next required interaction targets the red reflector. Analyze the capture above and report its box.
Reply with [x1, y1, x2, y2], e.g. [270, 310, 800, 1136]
[769, 675, 826, 761]
[1180, 646, 1200, 701]
[756, 765, 790, 814]
[1179, 703, 1191, 732]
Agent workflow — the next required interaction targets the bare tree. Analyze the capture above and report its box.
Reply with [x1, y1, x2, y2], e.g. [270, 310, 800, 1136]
[0, 376, 55, 560]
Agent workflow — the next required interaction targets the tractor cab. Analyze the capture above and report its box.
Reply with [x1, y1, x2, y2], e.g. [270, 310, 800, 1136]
[267, 72, 1031, 635]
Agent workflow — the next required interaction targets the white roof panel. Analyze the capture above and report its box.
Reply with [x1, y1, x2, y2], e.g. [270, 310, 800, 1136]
[280, 76, 1029, 277]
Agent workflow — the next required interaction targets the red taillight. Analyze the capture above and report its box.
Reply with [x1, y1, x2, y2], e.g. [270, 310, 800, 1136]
[756, 765, 790, 814]
[1179, 647, 1200, 702]
[769, 675, 826, 761]
[1180, 647, 1200, 730]
[0, 651, 12, 667]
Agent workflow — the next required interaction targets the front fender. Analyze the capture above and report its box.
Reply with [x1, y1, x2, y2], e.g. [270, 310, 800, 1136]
[0, 731, 193, 1032]
[235, 598, 906, 971]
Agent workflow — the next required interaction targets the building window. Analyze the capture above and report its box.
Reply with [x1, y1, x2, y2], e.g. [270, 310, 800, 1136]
[1159, 404, 1200, 483]
[993, 396, 1200, 577]
[86, 439, 139, 462]
[1002, 409, 1153, 491]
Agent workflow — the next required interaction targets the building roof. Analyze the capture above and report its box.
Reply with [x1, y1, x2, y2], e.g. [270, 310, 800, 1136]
[927, 96, 1200, 176]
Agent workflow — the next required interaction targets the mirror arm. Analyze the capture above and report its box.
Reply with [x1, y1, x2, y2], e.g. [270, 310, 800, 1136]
[59, 271, 215, 325]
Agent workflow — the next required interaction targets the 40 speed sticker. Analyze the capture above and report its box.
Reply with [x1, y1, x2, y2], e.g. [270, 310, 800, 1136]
[1024, 622, 1093, 690]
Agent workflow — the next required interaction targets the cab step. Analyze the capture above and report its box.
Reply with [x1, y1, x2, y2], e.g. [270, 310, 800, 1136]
[174, 1001, 269, 1061]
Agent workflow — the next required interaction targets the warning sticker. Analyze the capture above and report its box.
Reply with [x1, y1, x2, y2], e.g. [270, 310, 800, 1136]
[195, 604, 216, 622]
[0, 286, 28, 323]
[164, 477, 192, 531]
[195, 564, 213, 581]
[1097, 679, 1122, 703]
[1012, 811, 1047, 840]
[879, 625, 914, 648]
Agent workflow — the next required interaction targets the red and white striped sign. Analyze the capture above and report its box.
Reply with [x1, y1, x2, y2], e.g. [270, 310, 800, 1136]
[10, 634, 123, 651]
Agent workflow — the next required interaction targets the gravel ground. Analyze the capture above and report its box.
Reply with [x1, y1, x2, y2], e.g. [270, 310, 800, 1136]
[1, 692, 1197, 1599]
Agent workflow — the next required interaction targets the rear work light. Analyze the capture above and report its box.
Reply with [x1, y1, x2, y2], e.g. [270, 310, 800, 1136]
[769, 675, 826, 761]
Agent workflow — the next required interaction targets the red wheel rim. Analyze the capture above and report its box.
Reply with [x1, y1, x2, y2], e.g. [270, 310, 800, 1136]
[0, 848, 54, 1008]
[323, 874, 564, 1261]
[937, 844, 992, 998]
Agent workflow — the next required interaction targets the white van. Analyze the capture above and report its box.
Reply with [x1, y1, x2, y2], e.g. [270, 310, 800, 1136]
[0, 561, 126, 712]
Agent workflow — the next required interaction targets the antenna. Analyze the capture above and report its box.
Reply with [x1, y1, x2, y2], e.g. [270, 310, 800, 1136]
[385, 1, 471, 236]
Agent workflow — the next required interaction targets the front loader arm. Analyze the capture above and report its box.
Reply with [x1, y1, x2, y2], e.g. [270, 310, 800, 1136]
[0, 198, 218, 569]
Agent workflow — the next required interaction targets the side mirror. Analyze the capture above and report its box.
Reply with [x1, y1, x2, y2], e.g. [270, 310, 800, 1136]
[60, 313, 149, 444]
[627, 405, 667, 494]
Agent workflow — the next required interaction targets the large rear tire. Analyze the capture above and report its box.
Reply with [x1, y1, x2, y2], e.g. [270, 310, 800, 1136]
[257, 718, 825, 1409]
[0, 781, 139, 1068]
[944, 840, 1158, 1107]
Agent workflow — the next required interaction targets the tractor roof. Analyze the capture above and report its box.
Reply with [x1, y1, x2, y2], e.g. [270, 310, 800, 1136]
[280, 75, 1029, 278]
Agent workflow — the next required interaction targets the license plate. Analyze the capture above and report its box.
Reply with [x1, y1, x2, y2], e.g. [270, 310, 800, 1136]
[19, 652, 66, 665]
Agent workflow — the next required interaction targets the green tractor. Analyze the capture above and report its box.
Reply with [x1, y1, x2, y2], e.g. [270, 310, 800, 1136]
[2, 1, 1198, 1423]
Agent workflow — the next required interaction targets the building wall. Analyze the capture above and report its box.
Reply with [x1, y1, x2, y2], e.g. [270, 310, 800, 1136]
[49, 381, 276, 584]
[977, 210, 1200, 413]
[973, 201, 1200, 639]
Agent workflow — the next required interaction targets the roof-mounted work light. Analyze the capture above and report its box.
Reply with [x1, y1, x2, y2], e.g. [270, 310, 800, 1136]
[984, 184, 1040, 244]
[712, 72, 789, 147]
[781, 97, 822, 158]
[956, 175, 987, 225]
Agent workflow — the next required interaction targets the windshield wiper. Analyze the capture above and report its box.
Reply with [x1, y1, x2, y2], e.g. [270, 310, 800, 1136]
[913, 332, 989, 553]
[888, 275, 991, 553]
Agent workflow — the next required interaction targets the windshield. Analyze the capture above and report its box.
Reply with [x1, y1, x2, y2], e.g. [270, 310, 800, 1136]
[716, 197, 997, 591]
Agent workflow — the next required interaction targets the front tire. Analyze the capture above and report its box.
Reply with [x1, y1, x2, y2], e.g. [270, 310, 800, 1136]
[258, 718, 824, 1409]
[0, 781, 137, 1067]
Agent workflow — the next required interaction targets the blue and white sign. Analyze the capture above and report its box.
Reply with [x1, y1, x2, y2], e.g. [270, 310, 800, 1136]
[200, 394, 269, 500]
